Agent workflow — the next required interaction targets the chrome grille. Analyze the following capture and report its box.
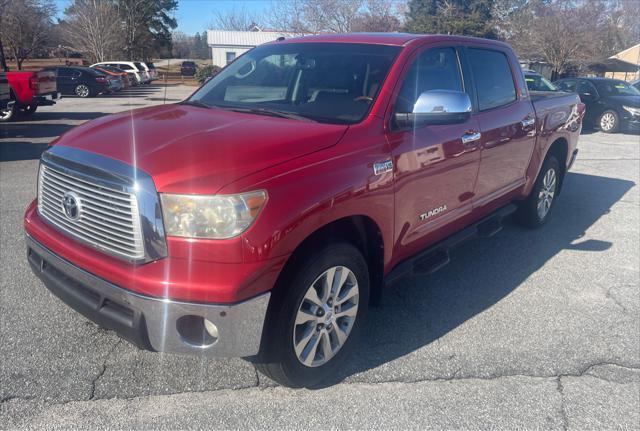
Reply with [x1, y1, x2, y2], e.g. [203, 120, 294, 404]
[38, 164, 145, 260]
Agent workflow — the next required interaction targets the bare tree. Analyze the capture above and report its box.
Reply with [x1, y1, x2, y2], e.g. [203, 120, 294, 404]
[0, 0, 55, 70]
[266, 0, 310, 33]
[210, 5, 261, 31]
[61, 0, 123, 63]
[265, 0, 369, 33]
[497, 0, 638, 79]
[352, 0, 402, 32]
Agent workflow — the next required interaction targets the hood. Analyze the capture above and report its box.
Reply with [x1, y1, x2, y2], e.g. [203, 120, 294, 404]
[605, 95, 640, 107]
[55, 104, 348, 194]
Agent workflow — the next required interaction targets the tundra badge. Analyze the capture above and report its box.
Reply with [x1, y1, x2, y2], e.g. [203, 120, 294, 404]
[420, 205, 447, 221]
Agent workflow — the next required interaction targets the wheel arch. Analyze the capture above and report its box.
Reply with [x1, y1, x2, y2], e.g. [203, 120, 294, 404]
[272, 215, 385, 307]
[545, 137, 569, 195]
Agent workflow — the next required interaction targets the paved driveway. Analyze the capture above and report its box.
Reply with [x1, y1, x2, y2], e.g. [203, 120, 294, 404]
[1, 88, 638, 429]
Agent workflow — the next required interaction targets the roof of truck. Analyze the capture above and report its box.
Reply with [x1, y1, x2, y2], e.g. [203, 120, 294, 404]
[277, 32, 512, 48]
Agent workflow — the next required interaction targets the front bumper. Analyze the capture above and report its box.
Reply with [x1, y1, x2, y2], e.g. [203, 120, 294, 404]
[26, 234, 270, 357]
[623, 116, 640, 132]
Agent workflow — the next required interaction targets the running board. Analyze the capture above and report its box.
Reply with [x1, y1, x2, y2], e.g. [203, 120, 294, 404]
[384, 204, 517, 285]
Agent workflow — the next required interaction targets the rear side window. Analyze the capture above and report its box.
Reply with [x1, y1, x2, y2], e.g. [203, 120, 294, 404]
[395, 47, 463, 113]
[577, 80, 597, 95]
[555, 79, 577, 93]
[467, 48, 516, 111]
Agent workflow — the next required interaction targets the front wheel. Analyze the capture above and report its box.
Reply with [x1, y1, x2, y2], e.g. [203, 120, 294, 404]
[0, 103, 16, 122]
[515, 155, 560, 228]
[254, 242, 369, 387]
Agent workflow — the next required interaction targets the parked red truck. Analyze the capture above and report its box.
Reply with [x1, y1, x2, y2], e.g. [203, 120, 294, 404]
[25, 34, 584, 387]
[0, 69, 60, 121]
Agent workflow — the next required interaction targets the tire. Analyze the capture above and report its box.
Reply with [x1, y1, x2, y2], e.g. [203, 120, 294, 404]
[20, 105, 37, 116]
[254, 242, 369, 388]
[515, 154, 561, 228]
[75, 84, 92, 98]
[0, 102, 16, 122]
[598, 109, 619, 133]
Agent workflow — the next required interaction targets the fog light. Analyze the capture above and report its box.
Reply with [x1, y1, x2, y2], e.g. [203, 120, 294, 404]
[176, 315, 218, 348]
[204, 318, 219, 339]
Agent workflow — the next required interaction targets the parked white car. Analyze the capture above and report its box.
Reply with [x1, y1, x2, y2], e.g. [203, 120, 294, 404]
[139, 62, 157, 81]
[91, 61, 150, 84]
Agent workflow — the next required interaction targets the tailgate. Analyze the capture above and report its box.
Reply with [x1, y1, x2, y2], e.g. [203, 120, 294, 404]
[35, 70, 57, 95]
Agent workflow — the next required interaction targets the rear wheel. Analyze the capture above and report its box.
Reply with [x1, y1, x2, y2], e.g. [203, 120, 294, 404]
[20, 105, 37, 116]
[75, 84, 91, 98]
[515, 154, 560, 228]
[254, 242, 369, 387]
[598, 109, 619, 133]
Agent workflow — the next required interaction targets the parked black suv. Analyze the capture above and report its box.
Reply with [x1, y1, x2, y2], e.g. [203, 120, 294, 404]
[42, 66, 111, 98]
[554, 77, 640, 133]
[180, 61, 197, 76]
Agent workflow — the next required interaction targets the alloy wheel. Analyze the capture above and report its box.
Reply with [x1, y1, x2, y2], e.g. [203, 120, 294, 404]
[537, 168, 557, 220]
[0, 107, 13, 121]
[600, 112, 616, 132]
[293, 266, 359, 367]
[75, 85, 90, 98]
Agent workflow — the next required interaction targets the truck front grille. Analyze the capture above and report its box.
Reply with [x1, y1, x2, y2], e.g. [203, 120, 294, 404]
[38, 165, 145, 260]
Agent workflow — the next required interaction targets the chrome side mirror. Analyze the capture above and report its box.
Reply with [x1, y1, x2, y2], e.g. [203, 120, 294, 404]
[395, 90, 472, 128]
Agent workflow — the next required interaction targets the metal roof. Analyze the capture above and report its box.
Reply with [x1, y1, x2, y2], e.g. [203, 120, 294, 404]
[207, 30, 295, 47]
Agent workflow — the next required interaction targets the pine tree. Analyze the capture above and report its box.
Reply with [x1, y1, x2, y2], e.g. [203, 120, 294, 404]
[404, 0, 497, 39]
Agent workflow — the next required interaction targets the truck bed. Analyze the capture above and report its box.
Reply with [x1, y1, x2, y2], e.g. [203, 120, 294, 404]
[531, 90, 582, 133]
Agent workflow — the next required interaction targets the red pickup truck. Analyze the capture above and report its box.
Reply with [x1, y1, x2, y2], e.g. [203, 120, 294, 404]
[0, 69, 60, 122]
[24, 34, 584, 387]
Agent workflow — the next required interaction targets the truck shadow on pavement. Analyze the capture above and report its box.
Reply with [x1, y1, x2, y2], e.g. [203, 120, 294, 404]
[0, 113, 108, 161]
[321, 171, 635, 386]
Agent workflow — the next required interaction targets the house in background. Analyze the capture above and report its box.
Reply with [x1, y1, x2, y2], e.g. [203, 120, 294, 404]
[207, 27, 296, 68]
[605, 43, 640, 81]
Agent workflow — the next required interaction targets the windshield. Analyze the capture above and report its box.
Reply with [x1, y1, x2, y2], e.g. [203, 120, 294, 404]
[525, 73, 557, 91]
[134, 62, 145, 71]
[594, 80, 640, 96]
[189, 42, 401, 124]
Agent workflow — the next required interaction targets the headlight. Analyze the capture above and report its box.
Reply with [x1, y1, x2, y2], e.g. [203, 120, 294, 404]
[623, 105, 640, 116]
[160, 191, 267, 239]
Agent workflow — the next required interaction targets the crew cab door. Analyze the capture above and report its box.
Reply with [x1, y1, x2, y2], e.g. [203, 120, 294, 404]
[464, 47, 536, 207]
[386, 46, 481, 261]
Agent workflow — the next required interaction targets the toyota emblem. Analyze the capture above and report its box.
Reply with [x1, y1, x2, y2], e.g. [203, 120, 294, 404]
[62, 191, 81, 220]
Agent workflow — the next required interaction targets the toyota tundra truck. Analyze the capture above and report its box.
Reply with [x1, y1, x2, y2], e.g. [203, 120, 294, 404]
[0, 69, 60, 122]
[24, 34, 584, 387]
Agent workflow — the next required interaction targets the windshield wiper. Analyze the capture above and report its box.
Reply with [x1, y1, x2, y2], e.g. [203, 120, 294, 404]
[214, 106, 316, 122]
[181, 99, 211, 109]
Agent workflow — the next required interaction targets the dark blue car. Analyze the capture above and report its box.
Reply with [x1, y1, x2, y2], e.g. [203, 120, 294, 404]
[554, 77, 640, 133]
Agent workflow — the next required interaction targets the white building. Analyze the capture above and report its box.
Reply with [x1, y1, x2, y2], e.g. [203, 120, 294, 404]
[207, 28, 296, 68]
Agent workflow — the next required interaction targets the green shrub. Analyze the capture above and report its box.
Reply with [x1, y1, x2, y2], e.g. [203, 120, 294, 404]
[195, 65, 222, 84]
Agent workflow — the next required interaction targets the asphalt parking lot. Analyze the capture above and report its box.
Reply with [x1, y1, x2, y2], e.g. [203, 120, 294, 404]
[1, 85, 639, 429]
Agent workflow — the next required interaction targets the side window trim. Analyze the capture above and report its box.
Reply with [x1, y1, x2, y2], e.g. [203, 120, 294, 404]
[463, 46, 519, 113]
[392, 45, 465, 114]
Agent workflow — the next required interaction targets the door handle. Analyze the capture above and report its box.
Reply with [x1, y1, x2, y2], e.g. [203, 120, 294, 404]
[461, 131, 481, 145]
[521, 117, 535, 128]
